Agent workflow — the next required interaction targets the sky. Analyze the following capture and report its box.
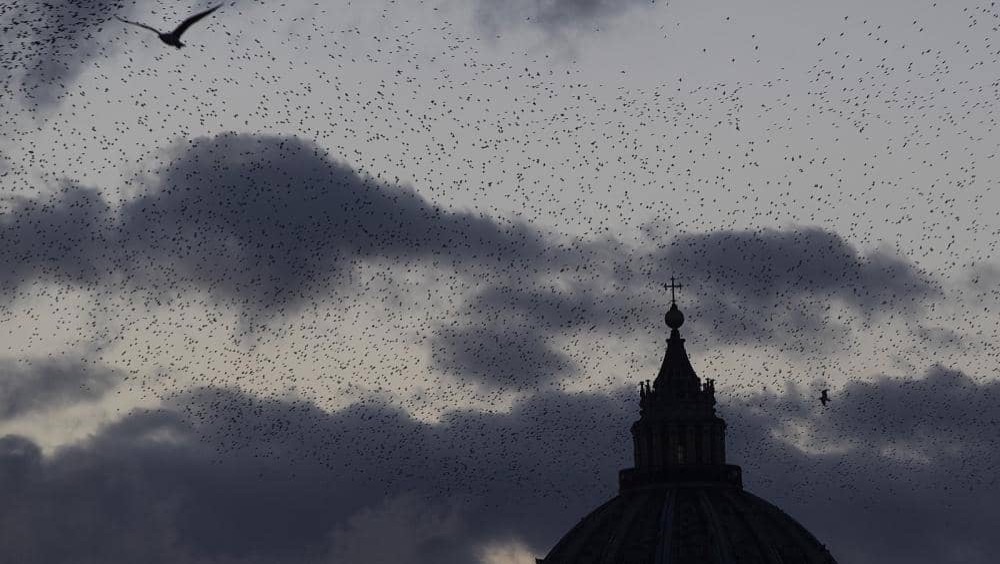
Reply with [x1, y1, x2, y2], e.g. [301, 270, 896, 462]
[1, 0, 999, 562]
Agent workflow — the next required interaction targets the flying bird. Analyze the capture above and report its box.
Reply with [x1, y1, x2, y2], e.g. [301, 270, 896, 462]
[115, 4, 222, 49]
[819, 389, 831, 407]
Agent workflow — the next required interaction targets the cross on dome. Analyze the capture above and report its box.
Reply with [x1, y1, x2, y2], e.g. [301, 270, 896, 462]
[665, 276, 683, 305]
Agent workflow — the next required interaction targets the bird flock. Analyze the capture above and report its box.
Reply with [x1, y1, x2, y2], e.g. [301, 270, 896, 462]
[1, 0, 999, 561]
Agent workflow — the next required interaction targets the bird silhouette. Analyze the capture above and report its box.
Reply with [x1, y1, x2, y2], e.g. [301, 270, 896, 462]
[115, 4, 221, 49]
[819, 389, 831, 406]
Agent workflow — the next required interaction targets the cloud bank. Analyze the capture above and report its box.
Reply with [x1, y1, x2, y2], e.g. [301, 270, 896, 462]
[1, 133, 542, 313]
[0, 365, 996, 563]
[1, 0, 131, 108]
[0, 360, 120, 421]
[474, 0, 658, 34]
[2, 133, 937, 389]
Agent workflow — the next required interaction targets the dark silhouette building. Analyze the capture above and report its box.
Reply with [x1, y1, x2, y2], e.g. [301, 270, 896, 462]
[537, 281, 838, 563]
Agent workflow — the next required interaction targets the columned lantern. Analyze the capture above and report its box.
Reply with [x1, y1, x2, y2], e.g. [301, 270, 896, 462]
[623, 278, 742, 491]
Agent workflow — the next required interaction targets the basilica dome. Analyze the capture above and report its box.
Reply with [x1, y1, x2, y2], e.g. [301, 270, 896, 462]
[537, 282, 838, 564]
[539, 485, 836, 563]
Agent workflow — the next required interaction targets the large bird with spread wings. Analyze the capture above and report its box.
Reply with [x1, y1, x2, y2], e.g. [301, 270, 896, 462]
[116, 4, 222, 49]
[819, 389, 831, 407]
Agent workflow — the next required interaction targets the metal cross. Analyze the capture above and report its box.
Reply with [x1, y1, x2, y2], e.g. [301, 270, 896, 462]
[665, 276, 683, 304]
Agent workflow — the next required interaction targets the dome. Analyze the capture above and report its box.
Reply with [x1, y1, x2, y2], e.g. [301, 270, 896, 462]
[537, 282, 839, 563]
[538, 485, 837, 563]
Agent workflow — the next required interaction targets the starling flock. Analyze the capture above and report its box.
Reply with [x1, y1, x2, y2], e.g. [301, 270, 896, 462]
[0, 0, 999, 561]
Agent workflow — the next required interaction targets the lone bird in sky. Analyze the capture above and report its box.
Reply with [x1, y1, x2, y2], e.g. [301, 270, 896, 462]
[819, 389, 831, 407]
[115, 4, 221, 49]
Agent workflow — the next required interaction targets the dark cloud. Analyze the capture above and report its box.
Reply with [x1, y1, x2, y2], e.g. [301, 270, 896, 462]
[0, 385, 632, 564]
[726, 365, 1000, 564]
[431, 323, 576, 389]
[474, 0, 656, 34]
[0, 186, 113, 290]
[652, 228, 940, 343]
[427, 271, 643, 388]
[118, 134, 542, 312]
[432, 227, 936, 388]
[0, 365, 996, 563]
[0, 136, 932, 325]
[2, 133, 936, 388]
[657, 228, 936, 310]
[0, 434, 41, 479]
[0, 133, 543, 314]
[0, 359, 121, 420]
[0, 1, 130, 108]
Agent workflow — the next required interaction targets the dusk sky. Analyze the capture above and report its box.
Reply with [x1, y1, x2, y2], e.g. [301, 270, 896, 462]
[1, 0, 999, 562]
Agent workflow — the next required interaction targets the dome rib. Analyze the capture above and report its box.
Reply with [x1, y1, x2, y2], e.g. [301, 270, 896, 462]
[651, 489, 675, 564]
[601, 493, 649, 561]
[696, 490, 738, 563]
[721, 488, 788, 562]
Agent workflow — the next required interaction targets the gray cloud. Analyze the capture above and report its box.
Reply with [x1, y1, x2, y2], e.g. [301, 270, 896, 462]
[0, 385, 633, 564]
[0, 133, 543, 315]
[0, 186, 113, 290]
[651, 228, 940, 343]
[327, 495, 470, 564]
[0, 0, 131, 109]
[118, 134, 543, 313]
[474, 0, 657, 34]
[0, 359, 121, 420]
[0, 365, 996, 563]
[1, 134, 937, 389]
[431, 321, 577, 389]
[432, 227, 936, 387]
[725, 365, 1000, 564]
[657, 228, 936, 309]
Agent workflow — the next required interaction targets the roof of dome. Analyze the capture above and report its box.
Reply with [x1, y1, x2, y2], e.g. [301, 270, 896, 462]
[539, 485, 838, 564]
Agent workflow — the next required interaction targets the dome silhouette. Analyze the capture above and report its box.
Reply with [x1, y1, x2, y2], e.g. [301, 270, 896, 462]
[537, 282, 838, 564]
[540, 487, 836, 563]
